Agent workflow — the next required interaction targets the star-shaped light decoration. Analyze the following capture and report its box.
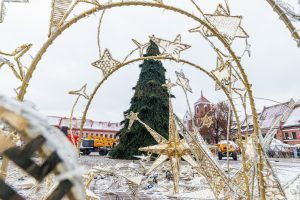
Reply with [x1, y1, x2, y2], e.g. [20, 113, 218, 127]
[132, 39, 149, 57]
[0, 0, 29, 23]
[0, 44, 32, 81]
[149, 34, 191, 61]
[211, 50, 237, 91]
[189, 4, 248, 44]
[200, 113, 213, 129]
[162, 78, 176, 92]
[68, 83, 89, 99]
[48, 0, 100, 36]
[175, 70, 192, 93]
[126, 112, 167, 144]
[133, 81, 199, 193]
[125, 111, 139, 130]
[91, 49, 121, 77]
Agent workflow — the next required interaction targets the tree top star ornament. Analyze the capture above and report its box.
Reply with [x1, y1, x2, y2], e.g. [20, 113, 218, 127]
[91, 49, 121, 77]
[175, 70, 192, 93]
[190, 4, 248, 44]
[68, 83, 89, 99]
[0, 0, 28, 23]
[149, 34, 191, 61]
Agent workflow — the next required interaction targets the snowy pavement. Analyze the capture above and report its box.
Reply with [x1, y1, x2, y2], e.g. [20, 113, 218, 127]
[1, 156, 300, 199]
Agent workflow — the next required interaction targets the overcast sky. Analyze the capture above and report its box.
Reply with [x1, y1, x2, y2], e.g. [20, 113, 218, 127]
[0, 0, 299, 123]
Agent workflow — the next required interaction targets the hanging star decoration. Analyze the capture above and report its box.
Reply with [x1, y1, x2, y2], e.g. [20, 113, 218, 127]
[126, 111, 166, 143]
[211, 49, 237, 91]
[175, 70, 192, 93]
[126, 111, 139, 130]
[0, 44, 32, 81]
[128, 80, 199, 193]
[91, 49, 121, 77]
[200, 113, 213, 129]
[189, 4, 248, 44]
[162, 78, 176, 91]
[132, 39, 150, 57]
[149, 34, 191, 61]
[0, 0, 29, 23]
[68, 83, 89, 99]
[48, 0, 100, 36]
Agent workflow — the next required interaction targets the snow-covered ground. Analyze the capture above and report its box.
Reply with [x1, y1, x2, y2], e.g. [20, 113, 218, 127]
[2, 156, 300, 199]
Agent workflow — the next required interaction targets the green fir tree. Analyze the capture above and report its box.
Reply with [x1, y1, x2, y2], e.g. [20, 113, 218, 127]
[110, 40, 169, 159]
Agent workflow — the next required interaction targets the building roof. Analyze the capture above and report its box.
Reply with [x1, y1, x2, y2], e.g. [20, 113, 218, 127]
[47, 116, 123, 131]
[259, 99, 294, 129]
[194, 91, 211, 105]
[283, 104, 300, 128]
[241, 114, 261, 127]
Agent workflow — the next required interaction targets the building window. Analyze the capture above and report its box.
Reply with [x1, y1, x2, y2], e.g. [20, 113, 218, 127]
[292, 132, 296, 139]
[96, 133, 98, 137]
[196, 106, 199, 114]
[91, 133, 94, 136]
[100, 134, 103, 137]
[284, 132, 289, 140]
[110, 135, 112, 138]
[105, 134, 108, 138]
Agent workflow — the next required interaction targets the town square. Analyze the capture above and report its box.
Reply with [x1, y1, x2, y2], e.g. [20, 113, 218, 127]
[0, 0, 299, 199]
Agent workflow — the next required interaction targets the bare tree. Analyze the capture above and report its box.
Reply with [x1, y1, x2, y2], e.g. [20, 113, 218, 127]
[211, 102, 230, 144]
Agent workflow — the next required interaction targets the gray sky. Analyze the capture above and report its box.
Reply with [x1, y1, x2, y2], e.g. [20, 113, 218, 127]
[0, 0, 299, 123]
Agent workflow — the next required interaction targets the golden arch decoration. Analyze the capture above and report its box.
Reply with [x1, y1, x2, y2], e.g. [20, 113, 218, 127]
[14, 3, 265, 197]
[0, 1, 290, 199]
[77, 55, 251, 199]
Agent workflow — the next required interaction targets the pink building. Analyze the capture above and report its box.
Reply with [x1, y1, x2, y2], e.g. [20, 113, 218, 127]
[47, 116, 122, 139]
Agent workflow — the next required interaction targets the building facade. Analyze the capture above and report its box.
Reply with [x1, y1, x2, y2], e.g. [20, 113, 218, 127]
[276, 104, 300, 145]
[47, 116, 122, 139]
[183, 91, 218, 143]
[238, 99, 300, 146]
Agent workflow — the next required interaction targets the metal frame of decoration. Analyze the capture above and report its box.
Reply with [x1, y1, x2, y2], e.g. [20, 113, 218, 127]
[0, 0, 296, 199]
[0, 95, 84, 200]
[265, 0, 300, 47]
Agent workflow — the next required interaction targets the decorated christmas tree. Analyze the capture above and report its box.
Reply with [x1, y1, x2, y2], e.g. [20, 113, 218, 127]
[110, 40, 169, 159]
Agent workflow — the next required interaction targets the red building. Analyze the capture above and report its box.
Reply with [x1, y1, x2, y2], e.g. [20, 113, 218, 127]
[183, 91, 213, 143]
[276, 104, 300, 145]
[47, 116, 122, 139]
